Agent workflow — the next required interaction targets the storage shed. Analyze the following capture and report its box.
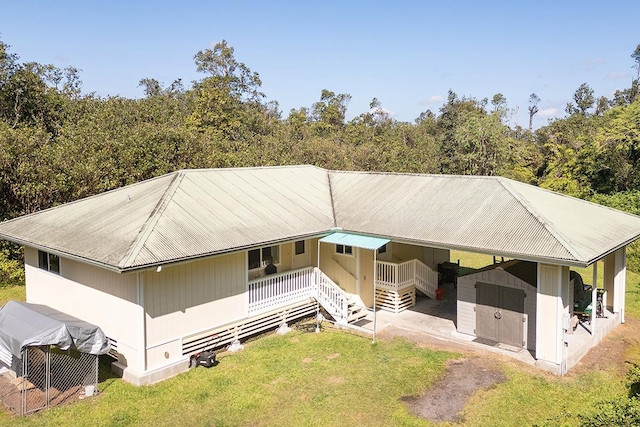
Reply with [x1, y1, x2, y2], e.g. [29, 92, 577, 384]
[457, 260, 537, 351]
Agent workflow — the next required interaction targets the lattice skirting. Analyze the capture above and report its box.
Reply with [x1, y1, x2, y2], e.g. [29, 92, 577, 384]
[375, 288, 416, 313]
[182, 298, 317, 357]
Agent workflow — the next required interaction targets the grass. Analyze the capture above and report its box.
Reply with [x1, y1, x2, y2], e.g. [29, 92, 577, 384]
[0, 284, 25, 306]
[2, 254, 640, 426]
[3, 328, 456, 426]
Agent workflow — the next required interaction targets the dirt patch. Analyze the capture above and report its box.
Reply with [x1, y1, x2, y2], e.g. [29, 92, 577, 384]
[403, 357, 507, 423]
[326, 353, 340, 360]
[326, 376, 345, 385]
[302, 357, 313, 364]
[569, 317, 640, 377]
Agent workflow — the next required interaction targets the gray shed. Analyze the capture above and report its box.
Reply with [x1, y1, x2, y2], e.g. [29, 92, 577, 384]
[457, 261, 537, 351]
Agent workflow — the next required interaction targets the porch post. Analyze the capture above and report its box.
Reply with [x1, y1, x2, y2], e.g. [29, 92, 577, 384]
[373, 250, 377, 344]
[316, 240, 321, 332]
[591, 262, 597, 333]
[614, 247, 626, 323]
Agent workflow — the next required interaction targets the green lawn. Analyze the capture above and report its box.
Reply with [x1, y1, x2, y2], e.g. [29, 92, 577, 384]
[0, 285, 25, 306]
[1, 254, 640, 426]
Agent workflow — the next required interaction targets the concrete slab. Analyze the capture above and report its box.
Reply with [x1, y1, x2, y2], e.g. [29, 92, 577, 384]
[352, 282, 623, 372]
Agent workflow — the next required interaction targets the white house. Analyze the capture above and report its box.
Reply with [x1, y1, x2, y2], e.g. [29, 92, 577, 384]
[0, 165, 638, 384]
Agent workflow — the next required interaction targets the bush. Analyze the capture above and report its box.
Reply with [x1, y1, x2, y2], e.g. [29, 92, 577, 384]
[0, 247, 25, 288]
[578, 397, 640, 426]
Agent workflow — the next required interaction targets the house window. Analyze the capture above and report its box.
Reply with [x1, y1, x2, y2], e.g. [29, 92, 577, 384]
[38, 250, 60, 275]
[378, 244, 387, 254]
[248, 245, 280, 270]
[336, 244, 353, 255]
[295, 240, 305, 255]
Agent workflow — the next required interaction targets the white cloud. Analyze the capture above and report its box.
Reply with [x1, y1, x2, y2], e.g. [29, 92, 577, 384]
[582, 57, 605, 66]
[537, 107, 559, 118]
[606, 71, 629, 80]
[369, 106, 395, 117]
[419, 95, 445, 105]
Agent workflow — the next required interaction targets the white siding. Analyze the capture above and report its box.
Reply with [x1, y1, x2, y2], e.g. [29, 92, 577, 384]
[457, 267, 537, 350]
[614, 247, 626, 317]
[537, 263, 562, 364]
[24, 247, 142, 371]
[142, 252, 246, 370]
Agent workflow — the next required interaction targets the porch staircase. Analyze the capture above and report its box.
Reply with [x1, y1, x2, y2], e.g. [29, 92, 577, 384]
[315, 268, 368, 325]
[346, 294, 369, 323]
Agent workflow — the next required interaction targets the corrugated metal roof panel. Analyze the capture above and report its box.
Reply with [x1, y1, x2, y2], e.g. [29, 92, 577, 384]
[127, 166, 335, 267]
[329, 170, 640, 264]
[1, 166, 640, 271]
[503, 179, 640, 264]
[0, 173, 177, 268]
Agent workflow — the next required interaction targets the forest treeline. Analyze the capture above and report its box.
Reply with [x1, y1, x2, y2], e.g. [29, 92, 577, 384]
[1, 39, 639, 280]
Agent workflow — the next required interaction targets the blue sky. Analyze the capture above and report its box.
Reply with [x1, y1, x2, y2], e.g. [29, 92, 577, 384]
[1, 1, 638, 129]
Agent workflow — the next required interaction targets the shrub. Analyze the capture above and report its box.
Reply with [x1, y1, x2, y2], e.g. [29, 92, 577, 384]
[0, 247, 25, 288]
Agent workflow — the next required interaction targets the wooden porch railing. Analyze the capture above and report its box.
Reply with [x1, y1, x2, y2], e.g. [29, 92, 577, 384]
[315, 267, 350, 324]
[248, 267, 316, 314]
[377, 259, 438, 299]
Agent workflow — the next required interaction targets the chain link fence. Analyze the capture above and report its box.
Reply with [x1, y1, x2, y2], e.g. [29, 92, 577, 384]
[0, 346, 98, 416]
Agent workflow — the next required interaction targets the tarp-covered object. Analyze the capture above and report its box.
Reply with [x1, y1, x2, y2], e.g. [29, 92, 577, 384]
[0, 301, 110, 358]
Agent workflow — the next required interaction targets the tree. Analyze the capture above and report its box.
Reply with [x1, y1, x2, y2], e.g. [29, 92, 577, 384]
[193, 40, 263, 102]
[310, 89, 351, 130]
[632, 43, 640, 80]
[595, 96, 610, 116]
[138, 78, 162, 97]
[367, 97, 391, 124]
[491, 93, 508, 122]
[570, 82, 596, 116]
[491, 93, 507, 112]
[528, 93, 540, 132]
[189, 40, 266, 139]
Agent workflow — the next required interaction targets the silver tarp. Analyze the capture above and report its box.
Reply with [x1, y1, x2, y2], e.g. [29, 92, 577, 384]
[0, 300, 110, 357]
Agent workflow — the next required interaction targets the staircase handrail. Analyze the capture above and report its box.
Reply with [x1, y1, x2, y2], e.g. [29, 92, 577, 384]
[314, 267, 350, 323]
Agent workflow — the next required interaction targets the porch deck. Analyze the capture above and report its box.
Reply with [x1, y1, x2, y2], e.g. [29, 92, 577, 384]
[352, 282, 622, 373]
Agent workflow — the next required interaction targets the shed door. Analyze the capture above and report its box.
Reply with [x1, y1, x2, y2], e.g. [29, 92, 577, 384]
[476, 283, 525, 347]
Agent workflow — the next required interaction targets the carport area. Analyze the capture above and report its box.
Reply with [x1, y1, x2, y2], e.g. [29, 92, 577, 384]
[354, 281, 537, 365]
[353, 269, 624, 372]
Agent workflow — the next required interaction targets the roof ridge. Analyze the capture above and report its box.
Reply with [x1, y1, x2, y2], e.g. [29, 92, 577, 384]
[498, 178, 582, 262]
[119, 171, 185, 268]
[329, 169, 499, 180]
[327, 171, 337, 227]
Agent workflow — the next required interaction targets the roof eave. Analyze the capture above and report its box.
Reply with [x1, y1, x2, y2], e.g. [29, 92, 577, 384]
[583, 232, 640, 266]
[0, 234, 125, 274]
[118, 230, 335, 273]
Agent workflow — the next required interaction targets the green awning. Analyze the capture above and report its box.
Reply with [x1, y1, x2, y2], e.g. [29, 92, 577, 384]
[319, 232, 389, 250]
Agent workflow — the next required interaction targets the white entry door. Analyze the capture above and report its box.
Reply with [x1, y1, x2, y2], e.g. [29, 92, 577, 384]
[292, 240, 310, 269]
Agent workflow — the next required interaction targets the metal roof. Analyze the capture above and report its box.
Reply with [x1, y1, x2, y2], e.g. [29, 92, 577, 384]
[329, 170, 640, 267]
[1, 166, 640, 272]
